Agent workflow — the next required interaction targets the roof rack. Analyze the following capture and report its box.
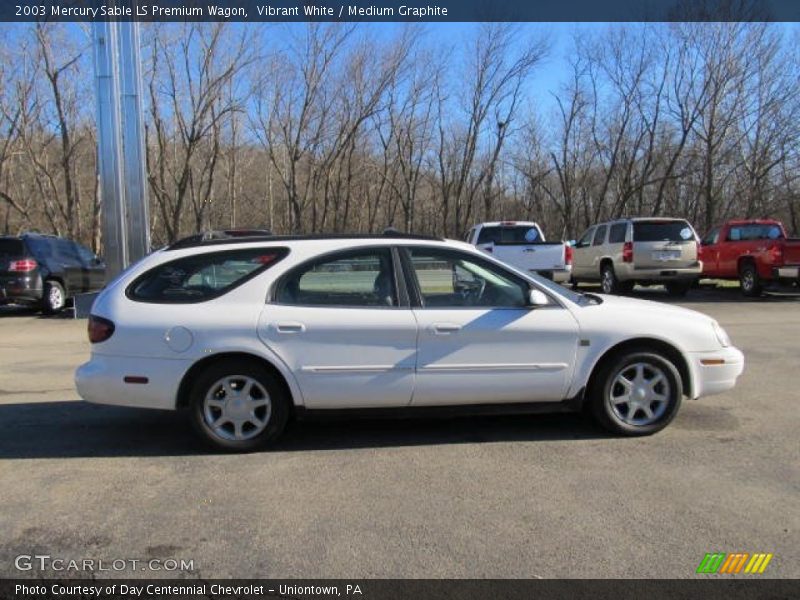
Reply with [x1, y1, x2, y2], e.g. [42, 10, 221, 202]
[166, 230, 443, 251]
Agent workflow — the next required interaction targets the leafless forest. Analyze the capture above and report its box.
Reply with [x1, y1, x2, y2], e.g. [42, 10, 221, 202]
[0, 21, 798, 252]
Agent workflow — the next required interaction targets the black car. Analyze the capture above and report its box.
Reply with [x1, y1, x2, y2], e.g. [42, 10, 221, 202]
[0, 233, 106, 313]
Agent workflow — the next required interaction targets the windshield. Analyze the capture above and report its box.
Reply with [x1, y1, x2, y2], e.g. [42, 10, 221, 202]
[477, 225, 542, 244]
[633, 221, 696, 243]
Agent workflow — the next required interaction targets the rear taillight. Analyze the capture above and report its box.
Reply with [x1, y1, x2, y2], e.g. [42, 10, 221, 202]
[564, 244, 573, 265]
[622, 241, 634, 263]
[9, 258, 37, 272]
[770, 244, 783, 264]
[88, 315, 115, 343]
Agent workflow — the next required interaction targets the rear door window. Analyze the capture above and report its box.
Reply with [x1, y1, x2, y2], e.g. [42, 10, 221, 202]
[128, 247, 288, 303]
[592, 225, 607, 246]
[275, 248, 397, 307]
[633, 221, 696, 242]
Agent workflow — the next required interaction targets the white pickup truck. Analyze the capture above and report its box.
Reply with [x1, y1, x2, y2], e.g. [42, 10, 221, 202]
[464, 221, 573, 283]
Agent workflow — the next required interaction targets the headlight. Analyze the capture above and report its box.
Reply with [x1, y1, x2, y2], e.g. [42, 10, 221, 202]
[712, 321, 731, 347]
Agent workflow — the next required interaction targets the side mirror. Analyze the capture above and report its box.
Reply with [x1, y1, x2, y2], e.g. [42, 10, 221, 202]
[527, 289, 550, 307]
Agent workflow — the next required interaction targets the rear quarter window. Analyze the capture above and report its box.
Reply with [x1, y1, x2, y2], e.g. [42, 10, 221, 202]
[22, 238, 55, 260]
[127, 247, 288, 303]
[608, 223, 627, 244]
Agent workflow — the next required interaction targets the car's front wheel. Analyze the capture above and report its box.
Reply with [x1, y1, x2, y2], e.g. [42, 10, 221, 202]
[189, 359, 289, 451]
[591, 350, 683, 436]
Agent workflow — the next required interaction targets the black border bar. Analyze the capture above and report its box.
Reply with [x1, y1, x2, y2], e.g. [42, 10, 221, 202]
[3, 0, 800, 22]
[1, 579, 798, 600]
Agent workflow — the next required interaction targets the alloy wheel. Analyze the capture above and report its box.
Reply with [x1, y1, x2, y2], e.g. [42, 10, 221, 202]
[203, 375, 272, 441]
[608, 362, 670, 426]
[601, 269, 614, 294]
[49, 285, 64, 310]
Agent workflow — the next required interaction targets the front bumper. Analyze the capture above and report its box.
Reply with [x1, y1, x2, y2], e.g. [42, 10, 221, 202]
[76, 354, 193, 411]
[688, 346, 745, 399]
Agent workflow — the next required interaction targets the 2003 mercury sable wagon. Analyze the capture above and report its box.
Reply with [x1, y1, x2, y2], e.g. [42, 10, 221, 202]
[75, 233, 744, 451]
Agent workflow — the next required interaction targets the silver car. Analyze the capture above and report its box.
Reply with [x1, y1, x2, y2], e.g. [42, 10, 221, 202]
[571, 218, 702, 296]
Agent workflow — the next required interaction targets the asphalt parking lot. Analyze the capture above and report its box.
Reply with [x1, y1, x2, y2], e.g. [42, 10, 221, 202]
[0, 286, 798, 579]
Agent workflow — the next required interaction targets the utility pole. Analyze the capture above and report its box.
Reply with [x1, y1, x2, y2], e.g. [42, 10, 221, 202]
[92, 5, 149, 281]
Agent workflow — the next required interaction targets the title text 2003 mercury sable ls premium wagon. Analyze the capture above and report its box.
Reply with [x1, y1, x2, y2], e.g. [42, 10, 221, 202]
[75, 233, 744, 451]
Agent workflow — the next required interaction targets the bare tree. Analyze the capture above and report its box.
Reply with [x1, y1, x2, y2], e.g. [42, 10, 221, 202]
[145, 22, 255, 243]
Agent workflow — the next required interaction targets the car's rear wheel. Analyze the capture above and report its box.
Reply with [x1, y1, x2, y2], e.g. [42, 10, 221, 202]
[600, 263, 621, 294]
[591, 350, 683, 436]
[189, 359, 289, 451]
[739, 263, 762, 297]
[42, 280, 66, 314]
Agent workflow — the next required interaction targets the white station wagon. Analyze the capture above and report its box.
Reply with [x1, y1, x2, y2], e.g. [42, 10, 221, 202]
[75, 233, 744, 451]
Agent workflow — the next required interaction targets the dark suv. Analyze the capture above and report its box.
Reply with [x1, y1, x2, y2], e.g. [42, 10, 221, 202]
[0, 233, 106, 313]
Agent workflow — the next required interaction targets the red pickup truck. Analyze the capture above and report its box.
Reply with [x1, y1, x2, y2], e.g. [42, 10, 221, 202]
[699, 219, 800, 296]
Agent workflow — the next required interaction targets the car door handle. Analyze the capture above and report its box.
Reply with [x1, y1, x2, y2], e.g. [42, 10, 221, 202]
[432, 323, 461, 334]
[275, 322, 306, 333]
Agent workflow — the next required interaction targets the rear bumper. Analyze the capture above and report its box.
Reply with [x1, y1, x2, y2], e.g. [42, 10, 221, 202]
[618, 262, 702, 282]
[687, 346, 745, 399]
[772, 266, 800, 284]
[0, 275, 42, 305]
[75, 354, 193, 411]
[531, 267, 572, 284]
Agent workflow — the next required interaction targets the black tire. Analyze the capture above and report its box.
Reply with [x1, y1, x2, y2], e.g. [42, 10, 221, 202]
[590, 350, 683, 436]
[665, 282, 690, 297]
[600, 263, 621, 294]
[42, 280, 66, 314]
[739, 262, 762, 297]
[189, 358, 290, 452]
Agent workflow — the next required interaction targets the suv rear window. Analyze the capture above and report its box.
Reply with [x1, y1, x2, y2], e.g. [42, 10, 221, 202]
[633, 221, 695, 243]
[0, 239, 24, 259]
[477, 225, 541, 244]
[128, 248, 288, 303]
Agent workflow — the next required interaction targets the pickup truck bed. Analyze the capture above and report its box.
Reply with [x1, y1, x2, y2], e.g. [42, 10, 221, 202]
[465, 222, 572, 283]
[700, 220, 800, 296]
